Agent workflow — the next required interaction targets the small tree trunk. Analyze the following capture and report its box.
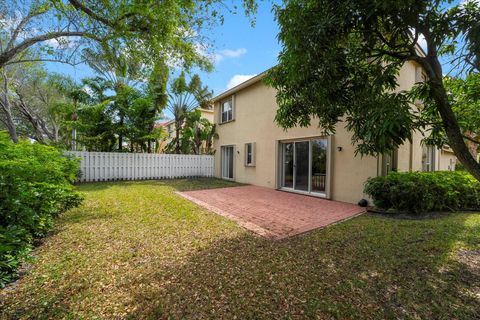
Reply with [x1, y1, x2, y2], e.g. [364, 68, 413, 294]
[175, 126, 181, 154]
[118, 114, 124, 151]
[5, 117, 18, 143]
[1, 71, 18, 143]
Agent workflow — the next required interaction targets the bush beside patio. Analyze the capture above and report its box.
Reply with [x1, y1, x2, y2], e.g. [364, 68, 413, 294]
[364, 171, 480, 214]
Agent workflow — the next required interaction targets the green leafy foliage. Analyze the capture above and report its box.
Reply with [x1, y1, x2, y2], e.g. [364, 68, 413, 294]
[166, 74, 213, 154]
[2, 180, 480, 318]
[0, 132, 83, 286]
[165, 109, 216, 155]
[416, 73, 480, 153]
[266, 0, 480, 180]
[364, 171, 480, 214]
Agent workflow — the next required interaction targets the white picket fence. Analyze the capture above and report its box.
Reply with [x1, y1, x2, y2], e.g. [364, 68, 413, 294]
[67, 151, 215, 182]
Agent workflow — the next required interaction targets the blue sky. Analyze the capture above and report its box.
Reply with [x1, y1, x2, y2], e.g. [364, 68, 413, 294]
[46, 1, 281, 100]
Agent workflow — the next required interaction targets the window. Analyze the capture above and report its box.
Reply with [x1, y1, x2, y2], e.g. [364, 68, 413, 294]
[220, 98, 234, 123]
[422, 145, 435, 171]
[245, 142, 255, 166]
[382, 150, 398, 176]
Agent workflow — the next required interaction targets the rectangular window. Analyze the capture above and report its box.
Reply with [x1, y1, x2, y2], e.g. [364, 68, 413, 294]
[220, 98, 234, 123]
[382, 150, 398, 176]
[245, 142, 255, 166]
[422, 145, 435, 172]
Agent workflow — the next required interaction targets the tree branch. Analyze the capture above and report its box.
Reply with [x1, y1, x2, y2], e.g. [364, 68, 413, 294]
[0, 31, 100, 68]
[68, 0, 115, 28]
[5, 58, 86, 67]
[463, 134, 480, 145]
[7, 7, 50, 50]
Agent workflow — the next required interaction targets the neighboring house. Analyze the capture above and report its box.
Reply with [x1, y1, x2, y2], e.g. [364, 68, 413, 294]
[156, 107, 214, 153]
[212, 61, 458, 204]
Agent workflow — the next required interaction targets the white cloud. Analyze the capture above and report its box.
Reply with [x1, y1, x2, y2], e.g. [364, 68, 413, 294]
[226, 74, 257, 89]
[221, 48, 247, 58]
[44, 36, 79, 49]
[214, 48, 247, 63]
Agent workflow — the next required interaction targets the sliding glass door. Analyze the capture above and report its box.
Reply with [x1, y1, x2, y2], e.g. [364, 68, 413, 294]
[281, 138, 328, 195]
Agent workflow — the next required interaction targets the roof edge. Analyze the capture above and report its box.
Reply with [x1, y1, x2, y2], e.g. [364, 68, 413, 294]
[212, 71, 268, 102]
[212, 43, 425, 102]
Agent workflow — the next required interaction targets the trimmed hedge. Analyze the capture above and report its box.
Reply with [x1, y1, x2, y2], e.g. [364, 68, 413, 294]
[364, 171, 480, 214]
[0, 132, 83, 286]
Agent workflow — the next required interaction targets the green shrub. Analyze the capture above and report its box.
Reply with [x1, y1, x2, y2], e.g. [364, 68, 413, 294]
[0, 132, 83, 286]
[364, 171, 480, 214]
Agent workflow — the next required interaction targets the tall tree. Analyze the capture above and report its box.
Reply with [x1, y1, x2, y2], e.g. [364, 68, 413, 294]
[267, 0, 480, 180]
[0, 0, 257, 142]
[0, 0, 257, 69]
[0, 63, 79, 144]
[166, 73, 212, 154]
[83, 45, 144, 151]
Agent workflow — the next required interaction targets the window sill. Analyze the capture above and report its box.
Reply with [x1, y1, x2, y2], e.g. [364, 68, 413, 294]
[219, 119, 235, 125]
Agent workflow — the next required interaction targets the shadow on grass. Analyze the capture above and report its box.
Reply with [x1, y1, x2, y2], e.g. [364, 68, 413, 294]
[2, 202, 479, 319]
[75, 177, 243, 193]
[120, 213, 480, 319]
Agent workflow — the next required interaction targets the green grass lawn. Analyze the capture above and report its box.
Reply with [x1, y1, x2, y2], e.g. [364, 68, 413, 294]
[1, 179, 480, 319]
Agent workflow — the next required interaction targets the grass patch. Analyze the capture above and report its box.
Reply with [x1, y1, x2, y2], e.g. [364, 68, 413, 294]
[1, 179, 480, 319]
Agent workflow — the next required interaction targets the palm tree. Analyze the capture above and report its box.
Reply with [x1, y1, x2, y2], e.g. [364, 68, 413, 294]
[83, 45, 144, 151]
[166, 73, 212, 154]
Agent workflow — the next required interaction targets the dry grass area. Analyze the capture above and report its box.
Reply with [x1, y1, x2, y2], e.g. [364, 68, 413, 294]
[1, 179, 480, 319]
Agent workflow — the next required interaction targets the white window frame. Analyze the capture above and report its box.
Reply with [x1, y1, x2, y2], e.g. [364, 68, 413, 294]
[220, 96, 234, 124]
[245, 142, 256, 167]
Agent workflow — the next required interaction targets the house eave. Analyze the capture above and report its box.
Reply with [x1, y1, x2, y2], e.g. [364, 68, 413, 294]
[212, 71, 268, 102]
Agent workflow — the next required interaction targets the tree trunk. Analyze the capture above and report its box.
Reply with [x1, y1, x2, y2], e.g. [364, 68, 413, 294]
[0, 71, 18, 142]
[118, 114, 124, 151]
[414, 47, 480, 181]
[175, 125, 181, 154]
[5, 117, 18, 143]
[430, 79, 480, 180]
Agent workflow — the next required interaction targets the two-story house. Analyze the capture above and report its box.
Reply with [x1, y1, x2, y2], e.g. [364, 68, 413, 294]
[212, 61, 457, 204]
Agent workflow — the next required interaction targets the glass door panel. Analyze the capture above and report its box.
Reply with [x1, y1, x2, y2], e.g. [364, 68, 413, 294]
[311, 139, 327, 193]
[282, 143, 294, 188]
[294, 141, 309, 191]
[221, 146, 234, 179]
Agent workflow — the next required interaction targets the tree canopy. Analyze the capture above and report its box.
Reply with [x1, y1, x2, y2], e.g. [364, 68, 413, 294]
[0, 0, 257, 69]
[267, 0, 480, 180]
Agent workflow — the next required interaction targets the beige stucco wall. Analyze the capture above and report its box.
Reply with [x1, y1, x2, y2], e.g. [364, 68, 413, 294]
[213, 81, 379, 204]
[438, 149, 457, 171]
[213, 61, 442, 204]
[200, 108, 214, 123]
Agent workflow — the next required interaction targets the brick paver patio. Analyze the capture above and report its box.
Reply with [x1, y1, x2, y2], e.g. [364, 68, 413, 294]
[178, 185, 366, 239]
